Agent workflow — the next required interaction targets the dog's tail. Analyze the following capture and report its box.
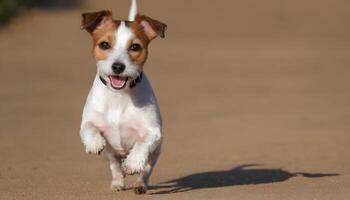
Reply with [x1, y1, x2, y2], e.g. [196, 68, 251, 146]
[128, 0, 138, 21]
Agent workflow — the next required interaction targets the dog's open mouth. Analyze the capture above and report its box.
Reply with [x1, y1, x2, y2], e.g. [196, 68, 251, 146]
[108, 75, 128, 90]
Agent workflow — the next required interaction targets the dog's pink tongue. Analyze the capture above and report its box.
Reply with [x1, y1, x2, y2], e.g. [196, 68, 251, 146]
[109, 76, 127, 89]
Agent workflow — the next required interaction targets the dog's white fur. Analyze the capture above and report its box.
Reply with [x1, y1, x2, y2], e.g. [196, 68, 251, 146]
[80, 1, 163, 192]
[80, 71, 162, 170]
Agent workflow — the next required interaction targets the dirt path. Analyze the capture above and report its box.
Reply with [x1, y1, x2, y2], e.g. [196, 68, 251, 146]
[0, 0, 349, 199]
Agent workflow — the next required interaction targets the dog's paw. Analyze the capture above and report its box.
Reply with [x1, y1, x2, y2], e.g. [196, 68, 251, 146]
[134, 185, 147, 194]
[122, 156, 146, 175]
[133, 181, 147, 194]
[110, 179, 125, 192]
[84, 134, 106, 155]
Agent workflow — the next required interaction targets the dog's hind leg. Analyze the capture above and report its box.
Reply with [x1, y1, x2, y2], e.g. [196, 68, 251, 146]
[103, 146, 125, 192]
[122, 127, 162, 175]
[133, 145, 161, 194]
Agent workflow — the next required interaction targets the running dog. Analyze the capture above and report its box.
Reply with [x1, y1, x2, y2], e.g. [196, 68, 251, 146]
[80, 0, 166, 194]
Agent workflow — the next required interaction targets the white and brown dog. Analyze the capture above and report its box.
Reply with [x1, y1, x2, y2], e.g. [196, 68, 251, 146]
[80, 0, 166, 194]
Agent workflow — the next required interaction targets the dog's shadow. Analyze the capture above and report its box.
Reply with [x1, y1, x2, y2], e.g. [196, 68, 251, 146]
[149, 164, 338, 194]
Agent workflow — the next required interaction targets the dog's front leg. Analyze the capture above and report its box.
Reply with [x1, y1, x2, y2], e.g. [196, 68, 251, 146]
[80, 122, 106, 155]
[122, 128, 162, 175]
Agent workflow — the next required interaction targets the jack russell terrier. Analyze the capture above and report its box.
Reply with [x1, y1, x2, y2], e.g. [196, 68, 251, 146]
[80, 0, 166, 194]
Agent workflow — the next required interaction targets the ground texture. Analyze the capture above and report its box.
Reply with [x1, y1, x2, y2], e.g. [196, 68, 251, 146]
[0, 0, 349, 199]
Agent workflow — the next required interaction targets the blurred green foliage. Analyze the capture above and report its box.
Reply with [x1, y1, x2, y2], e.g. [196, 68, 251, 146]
[0, 0, 17, 24]
[0, 0, 54, 24]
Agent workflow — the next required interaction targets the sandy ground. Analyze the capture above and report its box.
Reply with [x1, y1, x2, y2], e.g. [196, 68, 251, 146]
[0, 0, 349, 199]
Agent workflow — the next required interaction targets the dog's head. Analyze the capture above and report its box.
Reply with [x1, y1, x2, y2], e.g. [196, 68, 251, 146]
[81, 10, 166, 91]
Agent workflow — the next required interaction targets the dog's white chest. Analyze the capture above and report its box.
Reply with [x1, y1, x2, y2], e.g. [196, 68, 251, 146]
[97, 99, 143, 154]
[82, 75, 161, 156]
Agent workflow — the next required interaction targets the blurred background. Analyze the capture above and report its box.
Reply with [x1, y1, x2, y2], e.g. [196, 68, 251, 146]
[0, 0, 82, 23]
[0, 0, 349, 199]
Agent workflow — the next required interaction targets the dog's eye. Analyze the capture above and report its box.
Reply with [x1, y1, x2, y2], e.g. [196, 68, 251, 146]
[129, 43, 142, 52]
[99, 41, 111, 50]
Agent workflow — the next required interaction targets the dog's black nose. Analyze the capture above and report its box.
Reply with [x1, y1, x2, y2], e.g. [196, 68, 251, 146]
[112, 62, 125, 74]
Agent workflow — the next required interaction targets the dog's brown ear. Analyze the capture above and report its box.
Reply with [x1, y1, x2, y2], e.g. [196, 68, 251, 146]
[136, 15, 167, 40]
[81, 10, 112, 33]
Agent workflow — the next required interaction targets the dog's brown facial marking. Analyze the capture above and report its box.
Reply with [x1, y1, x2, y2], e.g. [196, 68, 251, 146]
[126, 15, 167, 67]
[126, 23, 149, 67]
[92, 21, 119, 61]
[81, 10, 120, 61]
